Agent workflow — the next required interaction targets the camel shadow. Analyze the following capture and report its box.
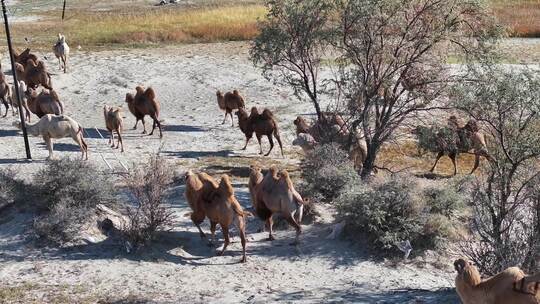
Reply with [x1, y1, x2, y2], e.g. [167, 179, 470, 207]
[50, 143, 81, 152]
[162, 150, 235, 159]
[274, 286, 458, 303]
[414, 172, 455, 180]
[205, 164, 251, 178]
[164, 124, 207, 133]
[0, 129, 19, 137]
[83, 128, 109, 139]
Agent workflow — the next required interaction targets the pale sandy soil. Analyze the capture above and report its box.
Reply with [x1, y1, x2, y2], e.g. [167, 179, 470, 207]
[0, 42, 462, 303]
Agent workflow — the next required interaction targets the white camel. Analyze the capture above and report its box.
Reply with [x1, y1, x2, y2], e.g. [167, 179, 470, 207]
[12, 114, 88, 160]
[53, 34, 70, 73]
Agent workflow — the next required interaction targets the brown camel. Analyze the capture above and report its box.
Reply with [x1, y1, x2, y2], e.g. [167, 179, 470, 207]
[454, 258, 540, 304]
[235, 107, 284, 157]
[125, 86, 162, 138]
[24, 59, 53, 90]
[429, 116, 493, 175]
[249, 165, 304, 244]
[25, 88, 64, 118]
[0, 71, 10, 117]
[184, 171, 249, 262]
[14, 48, 38, 65]
[216, 89, 245, 126]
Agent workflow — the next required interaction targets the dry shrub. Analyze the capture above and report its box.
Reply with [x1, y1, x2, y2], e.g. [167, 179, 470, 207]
[337, 176, 466, 256]
[492, 1, 540, 38]
[123, 155, 175, 251]
[0, 169, 21, 209]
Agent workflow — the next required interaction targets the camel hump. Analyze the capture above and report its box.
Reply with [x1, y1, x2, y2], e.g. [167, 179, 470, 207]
[262, 109, 274, 120]
[233, 89, 240, 96]
[144, 87, 156, 101]
[50, 90, 60, 102]
[37, 60, 46, 70]
[218, 174, 235, 197]
[279, 169, 294, 188]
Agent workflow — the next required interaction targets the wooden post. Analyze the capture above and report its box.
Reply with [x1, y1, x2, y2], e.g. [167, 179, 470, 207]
[62, 0, 66, 20]
[1, 0, 31, 159]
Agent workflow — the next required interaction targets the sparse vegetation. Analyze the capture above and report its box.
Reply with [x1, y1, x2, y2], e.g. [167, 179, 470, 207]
[336, 176, 466, 256]
[32, 158, 116, 244]
[6, 5, 266, 48]
[300, 143, 359, 203]
[123, 155, 175, 251]
[452, 66, 540, 275]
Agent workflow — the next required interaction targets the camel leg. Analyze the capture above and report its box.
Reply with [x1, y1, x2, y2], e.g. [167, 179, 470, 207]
[274, 131, 284, 157]
[284, 215, 302, 245]
[44, 135, 53, 159]
[470, 152, 481, 175]
[73, 133, 87, 160]
[217, 226, 230, 256]
[133, 119, 139, 130]
[1, 97, 8, 117]
[242, 135, 252, 150]
[264, 134, 274, 156]
[267, 216, 275, 241]
[229, 112, 234, 127]
[209, 221, 218, 247]
[117, 130, 124, 152]
[191, 212, 207, 240]
[256, 134, 263, 155]
[450, 152, 457, 176]
[62, 56, 67, 73]
[429, 151, 444, 173]
[238, 220, 247, 263]
[141, 118, 147, 134]
[222, 111, 228, 125]
[108, 129, 114, 146]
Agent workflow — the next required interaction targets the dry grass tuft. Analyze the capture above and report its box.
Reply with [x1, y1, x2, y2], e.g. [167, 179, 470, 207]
[7, 5, 266, 48]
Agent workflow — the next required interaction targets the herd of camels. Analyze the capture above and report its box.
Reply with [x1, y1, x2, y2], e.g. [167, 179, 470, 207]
[0, 34, 538, 303]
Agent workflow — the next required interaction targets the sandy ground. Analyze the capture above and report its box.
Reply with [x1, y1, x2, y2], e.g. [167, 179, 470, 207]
[0, 42, 462, 303]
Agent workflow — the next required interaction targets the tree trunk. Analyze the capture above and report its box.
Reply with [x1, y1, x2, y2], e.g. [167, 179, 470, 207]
[360, 142, 379, 179]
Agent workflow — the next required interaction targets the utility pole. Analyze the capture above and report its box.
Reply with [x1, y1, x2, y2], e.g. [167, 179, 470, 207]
[2, 0, 31, 159]
[62, 0, 66, 20]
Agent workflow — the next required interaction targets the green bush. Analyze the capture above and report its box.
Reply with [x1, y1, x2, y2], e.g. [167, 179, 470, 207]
[337, 176, 465, 256]
[301, 143, 359, 202]
[34, 158, 115, 211]
[32, 158, 116, 244]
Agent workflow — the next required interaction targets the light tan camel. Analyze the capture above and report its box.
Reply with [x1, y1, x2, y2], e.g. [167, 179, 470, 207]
[454, 258, 540, 304]
[103, 105, 124, 152]
[12, 114, 88, 160]
[184, 170, 219, 244]
[249, 165, 304, 244]
[0, 71, 10, 117]
[10, 80, 31, 121]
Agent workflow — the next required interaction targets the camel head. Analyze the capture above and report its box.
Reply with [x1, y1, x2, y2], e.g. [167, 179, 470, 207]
[216, 90, 223, 98]
[268, 165, 279, 179]
[294, 116, 305, 126]
[184, 169, 196, 182]
[235, 108, 248, 120]
[250, 106, 259, 117]
[454, 258, 482, 287]
[125, 93, 134, 104]
[233, 89, 240, 96]
[135, 86, 144, 95]
[57, 33, 65, 43]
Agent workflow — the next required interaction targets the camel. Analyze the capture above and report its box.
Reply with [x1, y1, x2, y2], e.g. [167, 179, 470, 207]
[125, 86, 162, 138]
[25, 88, 64, 118]
[10, 80, 31, 121]
[216, 89, 245, 126]
[235, 107, 284, 157]
[14, 62, 25, 83]
[249, 165, 304, 244]
[202, 174, 249, 263]
[53, 34, 70, 73]
[184, 171, 249, 262]
[24, 59, 53, 90]
[293, 115, 367, 170]
[416, 116, 493, 175]
[12, 114, 88, 160]
[454, 258, 540, 304]
[103, 105, 124, 152]
[14, 48, 38, 66]
[0, 71, 10, 117]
